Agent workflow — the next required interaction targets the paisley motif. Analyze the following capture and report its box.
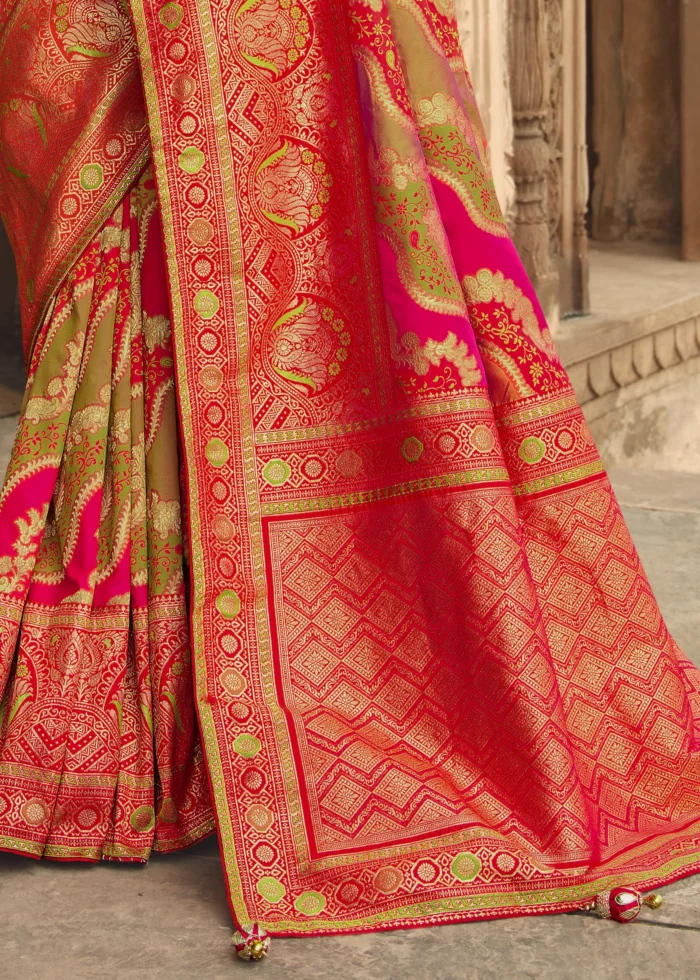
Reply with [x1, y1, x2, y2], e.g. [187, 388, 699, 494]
[421, 141, 506, 238]
[393, 0, 463, 61]
[371, 147, 465, 316]
[390, 324, 483, 390]
[463, 269, 568, 396]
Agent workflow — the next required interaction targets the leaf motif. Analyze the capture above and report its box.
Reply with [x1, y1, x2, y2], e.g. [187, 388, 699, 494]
[109, 699, 123, 733]
[7, 692, 31, 726]
[162, 691, 185, 734]
[140, 702, 154, 734]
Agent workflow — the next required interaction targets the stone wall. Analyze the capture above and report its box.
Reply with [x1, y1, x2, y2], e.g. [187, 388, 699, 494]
[589, 374, 700, 474]
[589, 0, 682, 244]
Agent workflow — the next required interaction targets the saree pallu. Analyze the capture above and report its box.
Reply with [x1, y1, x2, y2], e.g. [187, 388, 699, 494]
[2, 0, 700, 936]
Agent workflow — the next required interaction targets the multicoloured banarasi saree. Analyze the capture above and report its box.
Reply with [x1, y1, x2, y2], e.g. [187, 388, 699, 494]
[1, 0, 700, 942]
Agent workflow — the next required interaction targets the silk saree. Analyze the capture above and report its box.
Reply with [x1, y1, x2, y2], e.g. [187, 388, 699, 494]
[2, 0, 700, 941]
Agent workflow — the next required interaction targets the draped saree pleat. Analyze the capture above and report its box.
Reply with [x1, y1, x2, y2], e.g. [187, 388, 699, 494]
[0, 169, 213, 858]
[1, 0, 700, 937]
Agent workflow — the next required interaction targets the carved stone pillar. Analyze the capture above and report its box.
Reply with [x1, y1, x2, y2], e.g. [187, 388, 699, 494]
[509, 0, 560, 324]
[558, 0, 590, 312]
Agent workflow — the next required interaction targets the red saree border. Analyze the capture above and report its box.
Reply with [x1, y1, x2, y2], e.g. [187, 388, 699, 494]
[0, 814, 215, 862]
[129, 0, 251, 922]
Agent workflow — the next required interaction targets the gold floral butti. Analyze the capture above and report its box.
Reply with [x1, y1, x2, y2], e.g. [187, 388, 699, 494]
[1, 0, 700, 941]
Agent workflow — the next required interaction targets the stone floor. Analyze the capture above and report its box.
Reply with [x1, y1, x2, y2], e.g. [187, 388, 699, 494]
[587, 243, 700, 324]
[0, 400, 698, 978]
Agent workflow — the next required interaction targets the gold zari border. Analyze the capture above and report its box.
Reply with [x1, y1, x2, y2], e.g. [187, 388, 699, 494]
[261, 467, 510, 515]
[513, 460, 606, 497]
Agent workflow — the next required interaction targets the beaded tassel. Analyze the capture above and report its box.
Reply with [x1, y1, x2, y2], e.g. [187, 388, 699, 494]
[232, 923, 271, 961]
[583, 887, 664, 923]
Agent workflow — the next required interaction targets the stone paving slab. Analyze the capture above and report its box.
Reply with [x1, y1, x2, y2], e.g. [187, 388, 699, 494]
[0, 426, 698, 979]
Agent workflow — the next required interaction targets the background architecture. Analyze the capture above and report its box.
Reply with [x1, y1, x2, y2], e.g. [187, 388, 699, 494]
[457, 0, 700, 470]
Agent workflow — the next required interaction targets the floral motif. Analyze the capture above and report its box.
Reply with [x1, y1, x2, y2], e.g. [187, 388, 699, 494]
[373, 866, 404, 895]
[451, 852, 482, 883]
[464, 269, 568, 394]
[391, 326, 483, 390]
[268, 296, 353, 395]
[257, 876, 287, 903]
[371, 147, 465, 316]
[0, 506, 48, 595]
[144, 314, 171, 353]
[148, 490, 181, 541]
[419, 125, 507, 238]
[20, 798, 49, 827]
[255, 139, 333, 238]
[233, 0, 313, 79]
[294, 890, 327, 916]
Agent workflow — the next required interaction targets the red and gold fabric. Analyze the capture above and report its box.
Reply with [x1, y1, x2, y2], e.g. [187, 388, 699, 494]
[1, 0, 700, 935]
[0, 168, 213, 858]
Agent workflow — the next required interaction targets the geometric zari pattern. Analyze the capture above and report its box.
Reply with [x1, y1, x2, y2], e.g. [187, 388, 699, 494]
[268, 493, 576, 857]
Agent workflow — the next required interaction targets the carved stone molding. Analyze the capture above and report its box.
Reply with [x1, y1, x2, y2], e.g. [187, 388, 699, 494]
[563, 307, 700, 421]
